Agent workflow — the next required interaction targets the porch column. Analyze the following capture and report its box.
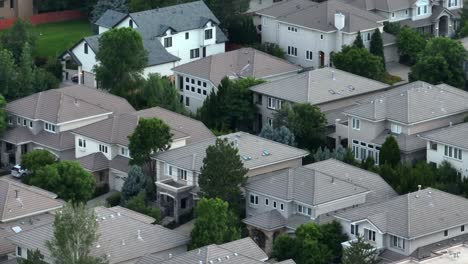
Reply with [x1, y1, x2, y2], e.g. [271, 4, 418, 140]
[15, 145, 22, 165]
[61, 60, 66, 82]
[264, 231, 275, 257]
[78, 66, 83, 85]
[174, 197, 179, 223]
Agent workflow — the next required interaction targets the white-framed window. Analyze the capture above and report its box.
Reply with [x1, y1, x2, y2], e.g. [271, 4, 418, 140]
[44, 122, 56, 133]
[287, 46, 297, 57]
[129, 19, 133, 28]
[430, 141, 438, 151]
[273, 201, 277, 208]
[449, 0, 458, 7]
[205, 29, 213, 40]
[29, 121, 33, 128]
[287, 26, 298, 32]
[320, 34, 324, 40]
[365, 228, 376, 242]
[417, 4, 428, 15]
[444, 230, 449, 236]
[444, 145, 463, 160]
[99, 144, 108, 154]
[249, 194, 259, 205]
[22, 119, 27, 126]
[265, 198, 269, 206]
[78, 138, 86, 149]
[164, 37, 172, 48]
[391, 235, 405, 249]
[16, 246, 22, 257]
[267, 97, 283, 110]
[391, 12, 395, 18]
[178, 168, 187, 181]
[185, 32, 189, 39]
[267, 117, 273, 127]
[351, 224, 359, 235]
[352, 139, 380, 164]
[305, 50, 313, 61]
[17, 117, 21, 125]
[84, 43, 88, 54]
[351, 118, 360, 130]
[391, 123, 402, 134]
[297, 204, 312, 216]
[121, 147, 130, 157]
[190, 48, 200, 59]
[280, 203, 284, 211]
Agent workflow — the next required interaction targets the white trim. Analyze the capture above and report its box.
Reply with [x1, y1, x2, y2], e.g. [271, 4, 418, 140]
[56, 112, 112, 125]
[2, 205, 63, 222]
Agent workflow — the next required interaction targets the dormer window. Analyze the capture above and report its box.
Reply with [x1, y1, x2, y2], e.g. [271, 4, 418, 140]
[129, 19, 133, 28]
[44, 122, 56, 133]
[204, 29, 213, 40]
[391, 123, 402, 134]
[84, 43, 88, 54]
[78, 138, 87, 149]
[164, 37, 172, 48]
[99, 144, 108, 154]
[121, 147, 130, 157]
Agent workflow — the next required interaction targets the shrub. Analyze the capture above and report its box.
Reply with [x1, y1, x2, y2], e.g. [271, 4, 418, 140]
[93, 183, 109, 198]
[106, 192, 122, 207]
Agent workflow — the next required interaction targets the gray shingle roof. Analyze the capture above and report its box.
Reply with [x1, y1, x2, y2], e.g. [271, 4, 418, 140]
[371, 131, 426, 152]
[245, 166, 368, 206]
[257, 0, 385, 33]
[73, 107, 214, 146]
[1, 127, 75, 151]
[77, 152, 110, 172]
[335, 188, 468, 239]
[95, 9, 127, 28]
[7, 206, 189, 264]
[250, 67, 389, 105]
[153, 132, 308, 173]
[172, 48, 301, 87]
[344, 81, 468, 124]
[305, 159, 398, 203]
[137, 238, 271, 264]
[243, 210, 287, 231]
[382, 32, 396, 45]
[345, 0, 414, 12]
[6, 85, 134, 124]
[420, 122, 468, 151]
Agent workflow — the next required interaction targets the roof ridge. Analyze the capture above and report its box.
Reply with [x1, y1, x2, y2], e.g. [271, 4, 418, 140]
[407, 193, 411, 237]
[0, 181, 11, 220]
[33, 92, 42, 120]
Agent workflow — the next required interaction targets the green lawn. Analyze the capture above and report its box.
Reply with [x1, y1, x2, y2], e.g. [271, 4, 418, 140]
[34, 19, 93, 58]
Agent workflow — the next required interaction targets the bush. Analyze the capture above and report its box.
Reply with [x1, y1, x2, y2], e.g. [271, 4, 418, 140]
[106, 192, 122, 207]
[125, 191, 161, 224]
[93, 183, 109, 198]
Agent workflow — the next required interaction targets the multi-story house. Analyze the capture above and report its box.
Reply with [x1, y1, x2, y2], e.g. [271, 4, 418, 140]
[420, 122, 468, 177]
[71, 107, 214, 191]
[346, 0, 463, 36]
[0, 0, 34, 20]
[335, 81, 468, 163]
[257, 0, 387, 68]
[243, 158, 397, 255]
[250, 67, 390, 133]
[335, 188, 468, 262]
[153, 132, 308, 222]
[0, 85, 135, 168]
[8, 206, 190, 264]
[61, 1, 227, 88]
[172, 47, 302, 112]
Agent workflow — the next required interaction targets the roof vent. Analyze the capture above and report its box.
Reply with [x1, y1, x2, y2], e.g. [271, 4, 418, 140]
[296, 4, 301, 9]
[418, 185, 422, 191]
[262, 150, 271, 156]
[331, 177, 335, 184]
[217, 258, 221, 262]
[198, 249, 202, 255]
[169, 253, 172, 258]
[199, 261, 203, 264]
[121, 239, 125, 246]
[137, 230, 143, 241]
[15, 190, 19, 198]
[234, 253, 238, 256]
[96, 243, 101, 248]
[226, 256, 230, 259]
[117, 212, 121, 216]
[110, 214, 115, 219]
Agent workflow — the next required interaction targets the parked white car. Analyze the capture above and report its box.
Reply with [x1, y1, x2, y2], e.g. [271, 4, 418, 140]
[11, 165, 28, 178]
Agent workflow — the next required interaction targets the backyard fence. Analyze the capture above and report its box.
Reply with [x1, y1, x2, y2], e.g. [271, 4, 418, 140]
[0, 9, 85, 30]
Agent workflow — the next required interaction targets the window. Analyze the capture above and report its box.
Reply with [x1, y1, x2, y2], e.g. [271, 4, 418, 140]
[181, 198, 187, 209]
[191, 79, 195, 84]
[191, 86, 195, 92]
[297, 204, 312, 216]
[197, 88, 201, 94]
[203, 90, 207, 96]
[16, 246, 22, 257]
[168, 165, 173, 176]
[320, 34, 324, 40]
[287, 46, 297, 57]
[391, 235, 405, 249]
[305, 50, 313, 61]
[185, 77, 189, 82]
[185, 97, 190, 106]
[205, 29, 213, 40]
[462, 225, 465, 232]
[351, 224, 359, 235]
[99, 144, 108, 154]
[197, 80, 201, 86]
[121, 147, 130, 156]
[10, 0, 13, 8]
[164, 37, 172, 48]
[444, 145, 463, 160]
[280, 203, 284, 211]
[268, 97, 275, 109]
[352, 118, 360, 130]
[185, 32, 189, 39]
[44, 122, 56, 133]
[267, 97, 283, 110]
[267, 117, 273, 127]
[265, 198, 269, 206]
[190, 48, 200, 59]
[178, 168, 187, 181]
[185, 85, 189, 91]
[84, 43, 88, 54]
[129, 19, 133, 28]
[17, 117, 20, 125]
[8, 116, 12, 125]
[0, 1, 4, 8]
[22, 119, 27, 126]
[430, 142, 438, 151]
[249, 194, 259, 205]
[287, 26, 298, 32]
[29, 121, 33, 128]
[273, 201, 277, 208]
[366, 229, 376, 242]
[78, 138, 87, 148]
[444, 230, 449, 237]
[391, 12, 395, 18]
[391, 123, 402, 134]
[203, 82, 207, 87]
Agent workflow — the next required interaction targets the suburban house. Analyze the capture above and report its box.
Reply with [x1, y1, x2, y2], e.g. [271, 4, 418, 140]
[249, 67, 390, 133]
[7, 206, 190, 264]
[71, 107, 214, 191]
[256, 0, 389, 68]
[346, 0, 463, 37]
[136, 237, 295, 264]
[0, 177, 63, 258]
[335, 81, 468, 163]
[61, 1, 227, 88]
[419, 122, 468, 177]
[0, 0, 34, 19]
[172, 47, 302, 112]
[243, 158, 397, 255]
[0, 85, 135, 168]
[153, 132, 308, 222]
[335, 188, 468, 263]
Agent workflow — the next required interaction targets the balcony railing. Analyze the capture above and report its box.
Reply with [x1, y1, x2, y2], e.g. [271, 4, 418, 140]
[156, 178, 193, 193]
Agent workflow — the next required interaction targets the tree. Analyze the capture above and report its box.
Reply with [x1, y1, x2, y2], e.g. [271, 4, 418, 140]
[203, 0, 250, 25]
[125, 191, 161, 223]
[128, 0, 192, 12]
[20, 149, 57, 182]
[251, 42, 285, 59]
[342, 236, 380, 264]
[332, 46, 385, 81]
[409, 37, 465, 88]
[259, 125, 296, 146]
[272, 235, 297, 261]
[226, 15, 258, 45]
[30, 161, 96, 203]
[396, 26, 426, 65]
[91, 0, 128, 22]
[369, 28, 385, 69]
[313, 146, 347, 163]
[199, 139, 248, 214]
[379, 136, 400, 167]
[320, 221, 349, 263]
[135, 74, 186, 113]
[17, 249, 47, 264]
[33, 68, 60, 92]
[1, 19, 36, 63]
[0, 49, 18, 100]
[128, 118, 172, 197]
[121, 165, 147, 202]
[94, 27, 148, 98]
[353, 31, 364, 48]
[46, 204, 108, 264]
[0, 95, 7, 137]
[17, 43, 35, 99]
[189, 198, 241, 249]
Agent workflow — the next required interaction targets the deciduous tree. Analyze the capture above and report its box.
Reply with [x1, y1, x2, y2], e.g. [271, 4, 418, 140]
[1, 19, 36, 63]
[332, 46, 385, 81]
[21, 149, 57, 183]
[125, 191, 161, 224]
[17, 43, 35, 99]
[342, 236, 379, 264]
[396, 26, 426, 65]
[91, 0, 128, 22]
[203, 0, 250, 25]
[0, 49, 18, 100]
[17, 249, 47, 264]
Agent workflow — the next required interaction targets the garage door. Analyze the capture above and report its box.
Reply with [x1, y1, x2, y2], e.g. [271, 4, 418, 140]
[384, 44, 399, 63]
[110, 170, 127, 191]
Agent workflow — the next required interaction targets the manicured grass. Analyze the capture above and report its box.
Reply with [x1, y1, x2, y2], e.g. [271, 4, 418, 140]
[34, 19, 93, 58]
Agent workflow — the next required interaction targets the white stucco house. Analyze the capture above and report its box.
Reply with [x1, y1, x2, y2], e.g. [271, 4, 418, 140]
[60, 1, 227, 88]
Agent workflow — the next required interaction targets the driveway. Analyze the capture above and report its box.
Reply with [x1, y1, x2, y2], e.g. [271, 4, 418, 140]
[87, 191, 118, 208]
[174, 219, 195, 236]
[386, 62, 410, 84]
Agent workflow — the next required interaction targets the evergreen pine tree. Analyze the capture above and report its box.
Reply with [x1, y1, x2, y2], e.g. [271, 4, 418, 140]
[370, 28, 386, 69]
[353, 31, 365, 49]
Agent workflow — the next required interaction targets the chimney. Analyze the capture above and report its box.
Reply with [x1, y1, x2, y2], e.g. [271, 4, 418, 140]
[332, 70, 336, 80]
[449, 122, 453, 127]
[169, 253, 173, 258]
[334, 13, 345, 51]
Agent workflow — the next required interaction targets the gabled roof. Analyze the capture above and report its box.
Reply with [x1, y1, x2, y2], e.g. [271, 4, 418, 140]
[344, 81, 468, 124]
[73, 107, 214, 146]
[172, 48, 301, 87]
[0, 178, 63, 223]
[250, 67, 389, 105]
[137, 238, 273, 264]
[257, 0, 385, 33]
[420, 122, 468, 151]
[7, 206, 189, 264]
[153, 132, 308, 172]
[6, 85, 134, 124]
[335, 188, 468, 239]
[371, 131, 425, 152]
[77, 152, 110, 172]
[95, 9, 127, 28]
[1, 127, 75, 151]
[345, 0, 413, 12]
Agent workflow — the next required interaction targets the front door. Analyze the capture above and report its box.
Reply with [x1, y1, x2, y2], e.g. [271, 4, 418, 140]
[319, 51, 325, 67]
[202, 47, 206, 58]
